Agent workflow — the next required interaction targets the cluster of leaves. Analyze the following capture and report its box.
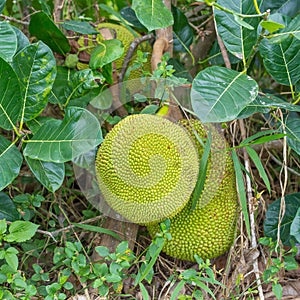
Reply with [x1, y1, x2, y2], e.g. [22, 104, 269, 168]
[0, 217, 222, 299]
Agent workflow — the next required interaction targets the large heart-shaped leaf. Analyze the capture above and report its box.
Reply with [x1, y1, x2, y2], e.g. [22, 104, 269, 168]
[25, 156, 65, 192]
[285, 113, 300, 155]
[29, 11, 70, 55]
[172, 6, 193, 53]
[132, 0, 174, 31]
[261, 0, 300, 18]
[214, 0, 262, 60]
[12, 41, 57, 122]
[0, 192, 19, 221]
[0, 57, 22, 130]
[264, 193, 300, 246]
[0, 136, 23, 191]
[24, 107, 103, 163]
[0, 21, 17, 62]
[191, 66, 258, 122]
[259, 35, 300, 86]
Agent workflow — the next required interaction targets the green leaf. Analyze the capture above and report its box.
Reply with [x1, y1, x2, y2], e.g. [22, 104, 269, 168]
[245, 146, 271, 193]
[284, 255, 299, 270]
[0, 0, 5, 14]
[139, 282, 150, 300]
[48, 66, 75, 105]
[290, 207, 300, 243]
[12, 26, 30, 54]
[259, 35, 300, 86]
[0, 136, 23, 191]
[264, 193, 300, 246]
[232, 150, 251, 238]
[0, 21, 17, 62]
[95, 246, 110, 257]
[132, 0, 174, 31]
[285, 113, 300, 155]
[261, 0, 300, 18]
[120, 6, 147, 30]
[172, 6, 193, 53]
[260, 20, 285, 34]
[140, 104, 159, 114]
[269, 14, 300, 43]
[90, 89, 113, 110]
[23, 107, 103, 163]
[191, 66, 258, 122]
[24, 156, 65, 192]
[89, 39, 124, 69]
[191, 131, 211, 210]
[238, 94, 300, 119]
[0, 57, 22, 130]
[12, 41, 57, 122]
[0, 192, 19, 221]
[272, 283, 282, 300]
[214, 0, 261, 60]
[29, 11, 70, 55]
[61, 20, 99, 34]
[170, 281, 185, 300]
[233, 15, 254, 30]
[5, 220, 39, 243]
[73, 223, 122, 241]
[63, 69, 100, 107]
[5, 247, 19, 271]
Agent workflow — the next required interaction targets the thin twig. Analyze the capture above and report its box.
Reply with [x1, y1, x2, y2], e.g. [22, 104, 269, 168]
[276, 110, 288, 256]
[238, 120, 265, 300]
[216, 29, 264, 299]
[0, 14, 29, 25]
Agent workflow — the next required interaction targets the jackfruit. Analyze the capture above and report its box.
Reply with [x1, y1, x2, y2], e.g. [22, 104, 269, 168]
[147, 119, 239, 261]
[77, 22, 152, 79]
[95, 114, 200, 225]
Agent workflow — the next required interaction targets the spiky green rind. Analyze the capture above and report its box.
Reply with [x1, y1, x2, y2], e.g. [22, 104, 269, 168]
[179, 120, 228, 209]
[147, 119, 239, 261]
[95, 114, 199, 225]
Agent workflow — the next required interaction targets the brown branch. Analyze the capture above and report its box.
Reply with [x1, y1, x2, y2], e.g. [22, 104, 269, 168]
[0, 14, 29, 25]
[53, 0, 65, 22]
[119, 33, 154, 83]
[151, 37, 169, 71]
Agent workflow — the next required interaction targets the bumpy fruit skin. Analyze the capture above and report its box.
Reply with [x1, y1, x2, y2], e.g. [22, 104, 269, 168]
[95, 114, 199, 225]
[147, 120, 239, 262]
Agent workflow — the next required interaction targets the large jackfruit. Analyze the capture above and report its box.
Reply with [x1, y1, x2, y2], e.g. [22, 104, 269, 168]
[147, 119, 239, 261]
[95, 114, 200, 225]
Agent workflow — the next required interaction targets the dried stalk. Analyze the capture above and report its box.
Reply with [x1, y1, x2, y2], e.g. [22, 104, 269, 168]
[216, 29, 265, 299]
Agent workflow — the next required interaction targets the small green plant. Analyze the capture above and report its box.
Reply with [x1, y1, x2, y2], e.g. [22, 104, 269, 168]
[0, 219, 39, 300]
[259, 237, 299, 300]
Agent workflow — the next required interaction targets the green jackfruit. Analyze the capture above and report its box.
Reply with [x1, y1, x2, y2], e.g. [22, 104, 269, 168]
[147, 119, 239, 261]
[77, 22, 152, 79]
[95, 114, 199, 225]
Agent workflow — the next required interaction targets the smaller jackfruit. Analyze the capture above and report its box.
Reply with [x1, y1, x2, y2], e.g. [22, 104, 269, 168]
[147, 119, 239, 261]
[77, 22, 152, 79]
[95, 114, 199, 225]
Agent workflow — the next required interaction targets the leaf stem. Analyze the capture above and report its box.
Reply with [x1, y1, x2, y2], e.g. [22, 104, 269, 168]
[213, 3, 267, 19]
[245, 28, 266, 70]
[253, 0, 262, 15]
